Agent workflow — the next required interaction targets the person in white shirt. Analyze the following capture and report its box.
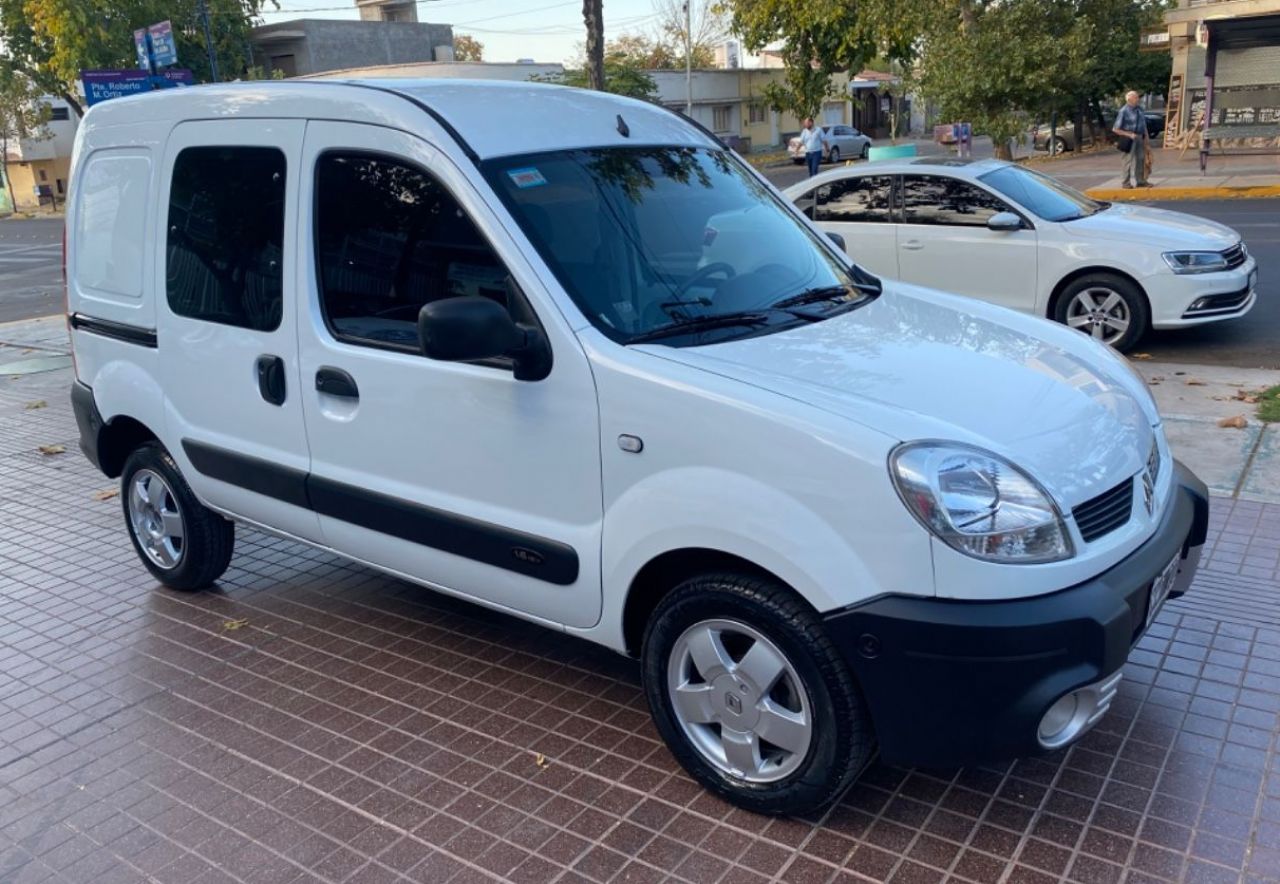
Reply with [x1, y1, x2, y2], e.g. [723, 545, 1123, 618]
[799, 117, 827, 177]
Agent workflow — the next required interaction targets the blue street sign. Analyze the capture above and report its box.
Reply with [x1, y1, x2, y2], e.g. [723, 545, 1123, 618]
[81, 69, 194, 107]
[134, 29, 150, 70]
[148, 20, 178, 68]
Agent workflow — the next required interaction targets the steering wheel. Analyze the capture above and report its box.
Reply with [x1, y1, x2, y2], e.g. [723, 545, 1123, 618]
[673, 262, 736, 299]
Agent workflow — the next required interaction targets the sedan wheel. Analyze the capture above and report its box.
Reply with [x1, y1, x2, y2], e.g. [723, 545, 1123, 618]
[860, 142, 869, 160]
[1054, 273, 1149, 352]
[829, 147, 840, 164]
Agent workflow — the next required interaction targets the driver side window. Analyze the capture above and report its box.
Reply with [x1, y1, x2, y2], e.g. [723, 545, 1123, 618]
[315, 152, 515, 353]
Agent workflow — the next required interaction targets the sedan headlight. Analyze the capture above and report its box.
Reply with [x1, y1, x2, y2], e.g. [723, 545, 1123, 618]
[1162, 250, 1228, 274]
[890, 442, 1073, 563]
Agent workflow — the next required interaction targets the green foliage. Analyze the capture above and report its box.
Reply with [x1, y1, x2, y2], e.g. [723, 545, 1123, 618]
[540, 53, 660, 101]
[0, 69, 52, 200]
[453, 34, 483, 62]
[0, 0, 275, 111]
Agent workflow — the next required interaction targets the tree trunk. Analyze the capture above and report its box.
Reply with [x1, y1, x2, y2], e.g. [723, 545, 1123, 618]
[993, 138, 1013, 160]
[1073, 99, 1084, 150]
[583, 0, 605, 92]
[59, 89, 84, 118]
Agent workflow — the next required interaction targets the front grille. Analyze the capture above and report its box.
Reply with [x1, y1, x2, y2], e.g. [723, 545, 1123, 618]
[1073, 478, 1134, 543]
[1222, 243, 1247, 269]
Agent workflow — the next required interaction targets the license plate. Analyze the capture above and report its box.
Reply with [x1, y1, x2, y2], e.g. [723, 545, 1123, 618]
[1147, 554, 1179, 627]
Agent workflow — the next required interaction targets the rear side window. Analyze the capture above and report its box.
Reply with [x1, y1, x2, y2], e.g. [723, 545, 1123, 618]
[75, 152, 150, 299]
[166, 146, 286, 331]
[814, 176, 893, 223]
[314, 153, 513, 353]
[901, 175, 1010, 227]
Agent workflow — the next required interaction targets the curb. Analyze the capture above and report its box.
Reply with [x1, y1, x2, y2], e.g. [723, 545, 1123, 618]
[1085, 184, 1280, 201]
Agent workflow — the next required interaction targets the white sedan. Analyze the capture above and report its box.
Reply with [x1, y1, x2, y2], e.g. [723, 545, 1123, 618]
[783, 158, 1258, 351]
[787, 125, 872, 165]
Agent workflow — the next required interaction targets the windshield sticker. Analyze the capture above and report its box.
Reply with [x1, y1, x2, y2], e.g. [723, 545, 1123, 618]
[507, 167, 547, 189]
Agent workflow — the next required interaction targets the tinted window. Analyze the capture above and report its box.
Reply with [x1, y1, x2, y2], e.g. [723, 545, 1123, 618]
[167, 146, 285, 331]
[979, 165, 1101, 222]
[901, 175, 1010, 227]
[814, 176, 892, 223]
[315, 153, 512, 353]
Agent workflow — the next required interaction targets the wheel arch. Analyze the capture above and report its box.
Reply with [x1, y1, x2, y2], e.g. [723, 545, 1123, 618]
[98, 415, 160, 478]
[1046, 266, 1150, 321]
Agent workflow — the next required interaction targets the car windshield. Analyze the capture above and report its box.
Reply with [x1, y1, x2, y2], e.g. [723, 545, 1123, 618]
[978, 165, 1106, 222]
[484, 146, 878, 346]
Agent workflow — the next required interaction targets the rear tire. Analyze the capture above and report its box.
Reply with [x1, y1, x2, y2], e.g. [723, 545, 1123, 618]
[121, 442, 234, 590]
[792, 158, 803, 165]
[829, 147, 840, 164]
[1051, 136, 1069, 154]
[860, 143, 869, 160]
[641, 573, 875, 816]
[1053, 272, 1149, 353]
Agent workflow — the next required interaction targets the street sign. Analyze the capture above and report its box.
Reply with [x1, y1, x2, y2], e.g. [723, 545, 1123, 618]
[148, 21, 178, 67]
[134, 29, 150, 70]
[1139, 27, 1170, 52]
[81, 69, 194, 107]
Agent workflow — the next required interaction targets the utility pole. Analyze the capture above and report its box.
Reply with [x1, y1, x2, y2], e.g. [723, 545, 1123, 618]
[196, 0, 220, 83]
[583, 0, 604, 91]
[684, 1, 692, 116]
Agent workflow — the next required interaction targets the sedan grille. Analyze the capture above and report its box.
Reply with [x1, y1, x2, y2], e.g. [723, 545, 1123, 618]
[1222, 243, 1247, 269]
[1073, 479, 1134, 543]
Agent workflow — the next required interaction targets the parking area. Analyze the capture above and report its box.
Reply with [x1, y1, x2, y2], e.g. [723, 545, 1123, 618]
[0, 354, 1278, 884]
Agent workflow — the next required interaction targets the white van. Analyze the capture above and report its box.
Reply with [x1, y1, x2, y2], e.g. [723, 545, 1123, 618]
[67, 80, 1207, 816]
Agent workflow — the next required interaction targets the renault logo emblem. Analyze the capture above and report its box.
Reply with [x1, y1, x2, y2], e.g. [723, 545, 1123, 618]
[1141, 469, 1155, 516]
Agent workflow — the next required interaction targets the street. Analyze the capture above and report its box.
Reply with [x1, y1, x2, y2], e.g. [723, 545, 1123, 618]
[0, 218, 63, 324]
[2, 193, 1276, 367]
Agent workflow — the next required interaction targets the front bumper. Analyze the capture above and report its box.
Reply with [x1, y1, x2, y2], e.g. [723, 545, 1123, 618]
[1149, 258, 1258, 329]
[824, 460, 1208, 768]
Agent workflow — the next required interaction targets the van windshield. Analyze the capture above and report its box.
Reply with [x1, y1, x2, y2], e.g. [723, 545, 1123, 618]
[484, 147, 879, 346]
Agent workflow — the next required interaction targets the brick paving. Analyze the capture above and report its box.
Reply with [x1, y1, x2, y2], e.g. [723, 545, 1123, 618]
[2, 366, 1279, 884]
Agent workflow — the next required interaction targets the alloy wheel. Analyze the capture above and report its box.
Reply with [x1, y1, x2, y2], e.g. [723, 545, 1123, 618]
[667, 618, 813, 783]
[1065, 287, 1131, 347]
[127, 468, 185, 569]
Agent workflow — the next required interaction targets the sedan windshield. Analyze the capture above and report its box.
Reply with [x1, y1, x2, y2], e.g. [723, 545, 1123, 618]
[484, 147, 878, 346]
[978, 165, 1105, 222]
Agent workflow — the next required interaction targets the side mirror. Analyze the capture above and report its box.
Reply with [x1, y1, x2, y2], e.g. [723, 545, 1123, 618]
[418, 297, 552, 381]
[987, 211, 1023, 232]
[826, 231, 847, 252]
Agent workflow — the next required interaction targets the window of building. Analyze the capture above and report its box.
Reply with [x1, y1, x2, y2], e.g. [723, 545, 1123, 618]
[270, 54, 297, 78]
[38, 169, 47, 182]
[814, 176, 893, 223]
[55, 179, 64, 194]
[901, 175, 1010, 227]
[712, 105, 732, 132]
[314, 153, 514, 355]
[49, 106, 70, 121]
[748, 102, 767, 125]
[166, 146, 286, 331]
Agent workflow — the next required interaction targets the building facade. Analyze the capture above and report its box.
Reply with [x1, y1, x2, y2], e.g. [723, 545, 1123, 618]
[1160, 0, 1280, 146]
[2, 96, 80, 213]
[251, 18, 454, 78]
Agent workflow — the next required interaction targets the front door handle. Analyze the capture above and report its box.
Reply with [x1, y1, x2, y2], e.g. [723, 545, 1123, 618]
[901, 240, 924, 251]
[256, 355, 286, 406]
[316, 366, 359, 400]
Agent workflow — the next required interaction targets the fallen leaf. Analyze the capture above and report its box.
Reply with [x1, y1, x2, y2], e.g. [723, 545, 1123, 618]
[1185, 378, 1207, 386]
[24, 400, 46, 410]
[1218, 415, 1248, 429]
[535, 753, 547, 768]
[38, 444, 65, 455]
[92, 488, 118, 501]
[222, 618, 249, 631]
[1131, 353, 1153, 360]
[1150, 376, 1165, 382]
[1174, 371, 1186, 376]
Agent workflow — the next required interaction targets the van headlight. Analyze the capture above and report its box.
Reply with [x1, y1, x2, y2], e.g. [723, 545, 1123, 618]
[890, 442, 1073, 563]
[1162, 250, 1228, 274]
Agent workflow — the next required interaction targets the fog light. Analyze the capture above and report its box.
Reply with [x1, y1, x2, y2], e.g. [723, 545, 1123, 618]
[1188, 297, 1211, 312]
[1037, 672, 1122, 750]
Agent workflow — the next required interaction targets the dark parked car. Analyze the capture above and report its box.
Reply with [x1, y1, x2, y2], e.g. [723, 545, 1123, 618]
[1032, 109, 1164, 152]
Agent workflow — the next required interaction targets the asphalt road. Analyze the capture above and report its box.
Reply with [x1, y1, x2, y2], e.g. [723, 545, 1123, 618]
[0, 217, 63, 324]
[2, 197, 1275, 367]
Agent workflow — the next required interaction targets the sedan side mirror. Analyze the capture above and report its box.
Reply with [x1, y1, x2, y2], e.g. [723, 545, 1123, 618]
[826, 231, 847, 252]
[987, 211, 1023, 232]
[418, 297, 552, 381]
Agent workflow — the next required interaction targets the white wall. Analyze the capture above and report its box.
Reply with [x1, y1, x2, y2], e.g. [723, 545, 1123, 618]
[16, 97, 80, 161]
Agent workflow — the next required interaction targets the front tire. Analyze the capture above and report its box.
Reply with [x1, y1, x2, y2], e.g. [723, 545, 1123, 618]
[860, 142, 869, 160]
[828, 146, 840, 164]
[121, 442, 234, 590]
[642, 574, 875, 816]
[1053, 273, 1149, 352]
[1051, 136, 1069, 154]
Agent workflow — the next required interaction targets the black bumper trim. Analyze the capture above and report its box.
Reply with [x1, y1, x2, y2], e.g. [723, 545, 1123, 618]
[70, 380, 105, 472]
[825, 461, 1209, 769]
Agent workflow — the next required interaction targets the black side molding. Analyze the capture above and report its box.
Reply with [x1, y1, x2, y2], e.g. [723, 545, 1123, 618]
[181, 439, 311, 510]
[180, 438, 579, 585]
[68, 313, 158, 348]
[71, 380, 105, 472]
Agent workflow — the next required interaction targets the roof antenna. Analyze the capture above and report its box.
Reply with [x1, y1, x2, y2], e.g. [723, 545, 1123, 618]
[616, 114, 630, 137]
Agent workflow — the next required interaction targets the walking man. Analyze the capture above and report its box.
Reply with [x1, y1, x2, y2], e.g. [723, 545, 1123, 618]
[799, 117, 826, 177]
[1113, 91, 1150, 189]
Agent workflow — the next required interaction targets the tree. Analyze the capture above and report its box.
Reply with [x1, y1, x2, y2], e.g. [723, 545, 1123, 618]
[541, 53, 659, 101]
[0, 69, 50, 207]
[652, 0, 727, 68]
[453, 34, 483, 62]
[583, 0, 604, 90]
[606, 34, 679, 69]
[0, 0, 275, 114]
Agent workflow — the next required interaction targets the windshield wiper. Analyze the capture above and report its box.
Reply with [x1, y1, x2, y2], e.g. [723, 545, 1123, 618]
[625, 310, 775, 344]
[771, 282, 878, 310]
